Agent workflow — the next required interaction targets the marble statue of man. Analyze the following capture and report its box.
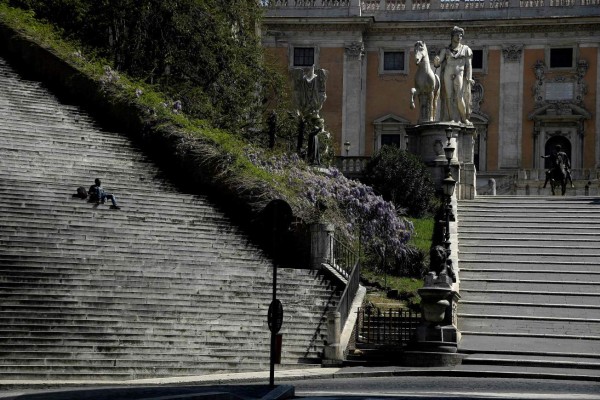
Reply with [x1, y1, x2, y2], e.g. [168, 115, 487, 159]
[434, 26, 475, 124]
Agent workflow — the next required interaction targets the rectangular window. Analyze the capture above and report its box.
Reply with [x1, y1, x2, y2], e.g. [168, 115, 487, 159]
[293, 47, 315, 67]
[472, 49, 483, 70]
[383, 51, 405, 71]
[549, 48, 573, 69]
[381, 134, 401, 148]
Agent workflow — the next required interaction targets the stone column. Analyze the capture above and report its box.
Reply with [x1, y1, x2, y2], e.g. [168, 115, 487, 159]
[342, 41, 365, 156]
[498, 44, 524, 169]
[310, 223, 334, 269]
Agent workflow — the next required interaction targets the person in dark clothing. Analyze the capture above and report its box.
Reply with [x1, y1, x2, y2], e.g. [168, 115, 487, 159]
[88, 178, 120, 209]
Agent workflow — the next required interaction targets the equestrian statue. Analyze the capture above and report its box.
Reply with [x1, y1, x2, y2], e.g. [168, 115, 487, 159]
[541, 144, 573, 196]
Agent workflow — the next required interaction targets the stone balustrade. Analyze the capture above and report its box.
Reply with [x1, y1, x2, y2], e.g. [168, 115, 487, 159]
[335, 156, 370, 177]
[262, 0, 599, 19]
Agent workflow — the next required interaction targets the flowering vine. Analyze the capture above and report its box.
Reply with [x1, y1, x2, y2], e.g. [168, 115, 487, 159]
[245, 147, 413, 256]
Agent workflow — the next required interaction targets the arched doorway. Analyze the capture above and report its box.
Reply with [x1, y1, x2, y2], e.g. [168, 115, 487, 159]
[543, 136, 571, 169]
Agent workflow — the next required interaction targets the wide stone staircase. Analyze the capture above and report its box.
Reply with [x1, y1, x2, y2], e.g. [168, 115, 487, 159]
[0, 55, 340, 380]
[457, 196, 600, 378]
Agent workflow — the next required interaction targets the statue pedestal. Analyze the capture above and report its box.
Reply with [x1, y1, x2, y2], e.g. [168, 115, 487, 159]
[406, 122, 460, 191]
[404, 274, 462, 366]
[406, 121, 477, 200]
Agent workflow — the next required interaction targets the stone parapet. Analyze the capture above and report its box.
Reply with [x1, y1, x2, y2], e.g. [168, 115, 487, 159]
[263, 0, 600, 21]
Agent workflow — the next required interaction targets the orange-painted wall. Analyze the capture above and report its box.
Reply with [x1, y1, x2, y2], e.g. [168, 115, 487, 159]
[477, 49, 501, 172]
[364, 50, 418, 156]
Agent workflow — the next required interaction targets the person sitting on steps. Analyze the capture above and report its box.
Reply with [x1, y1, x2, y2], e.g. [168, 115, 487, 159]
[88, 178, 120, 209]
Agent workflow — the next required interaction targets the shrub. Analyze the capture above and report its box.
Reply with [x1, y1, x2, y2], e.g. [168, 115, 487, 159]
[363, 145, 435, 218]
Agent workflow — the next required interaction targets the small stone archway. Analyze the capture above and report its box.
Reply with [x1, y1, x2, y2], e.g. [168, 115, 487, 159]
[530, 104, 590, 172]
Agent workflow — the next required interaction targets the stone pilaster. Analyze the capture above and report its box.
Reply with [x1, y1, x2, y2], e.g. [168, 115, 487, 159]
[499, 44, 524, 169]
[342, 41, 365, 156]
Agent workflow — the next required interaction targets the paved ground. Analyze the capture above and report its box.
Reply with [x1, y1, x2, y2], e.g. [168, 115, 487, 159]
[1, 365, 599, 400]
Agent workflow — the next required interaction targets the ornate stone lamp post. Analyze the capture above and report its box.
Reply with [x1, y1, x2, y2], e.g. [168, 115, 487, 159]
[410, 128, 460, 361]
[443, 127, 456, 245]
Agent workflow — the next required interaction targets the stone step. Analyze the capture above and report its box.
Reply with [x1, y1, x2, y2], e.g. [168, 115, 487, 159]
[459, 269, 600, 282]
[460, 262, 600, 272]
[459, 313, 600, 336]
[459, 333, 600, 357]
[459, 289, 600, 306]
[457, 195, 600, 373]
[459, 301, 600, 319]
[0, 53, 339, 379]
[459, 277, 600, 293]
[459, 251, 600, 263]
[457, 222, 600, 232]
[462, 353, 600, 371]
[455, 363, 600, 379]
[457, 231, 600, 240]
[458, 259, 600, 271]
[458, 243, 600, 254]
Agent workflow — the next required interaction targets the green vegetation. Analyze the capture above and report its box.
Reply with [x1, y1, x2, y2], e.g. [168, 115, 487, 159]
[0, 1, 415, 258]
[360, 214, 433, 310]
[6, 0, 268, 133]
[363, 145, 436, 218]
[408, 216, 435, 253]
[362, 271, 423, 311]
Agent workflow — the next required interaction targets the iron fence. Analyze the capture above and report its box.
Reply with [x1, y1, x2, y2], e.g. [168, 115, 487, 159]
[332, 235, 358, 279]
[355, 307, 421, 346]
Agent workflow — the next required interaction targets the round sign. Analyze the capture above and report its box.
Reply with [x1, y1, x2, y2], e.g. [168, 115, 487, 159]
[268, 299, 283, 333]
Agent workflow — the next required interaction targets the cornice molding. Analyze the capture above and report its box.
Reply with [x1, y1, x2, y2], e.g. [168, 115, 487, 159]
[264, 18, 600, 37]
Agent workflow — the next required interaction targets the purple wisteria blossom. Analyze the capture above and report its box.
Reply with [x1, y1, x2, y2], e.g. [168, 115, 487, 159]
[245, 147, 413, 256]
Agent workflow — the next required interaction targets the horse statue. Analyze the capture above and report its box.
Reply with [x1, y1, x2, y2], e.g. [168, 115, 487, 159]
[410, 41, 440, 123]
[549, 159, 568, 196]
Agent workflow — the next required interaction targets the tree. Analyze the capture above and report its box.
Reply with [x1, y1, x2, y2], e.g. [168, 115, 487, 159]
[9, 0, 268, 132]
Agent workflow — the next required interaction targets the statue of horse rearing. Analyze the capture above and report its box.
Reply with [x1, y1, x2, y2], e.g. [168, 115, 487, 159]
[411, 41, 440, 123]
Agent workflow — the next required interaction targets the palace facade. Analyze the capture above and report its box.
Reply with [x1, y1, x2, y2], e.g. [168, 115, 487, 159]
[261, 0, 600, 193]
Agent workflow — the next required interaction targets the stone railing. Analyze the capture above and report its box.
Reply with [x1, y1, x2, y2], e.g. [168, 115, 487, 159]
[335, 156, 370, 178]
[262, 0, 599, 19]
[477, 168, 600, 196]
